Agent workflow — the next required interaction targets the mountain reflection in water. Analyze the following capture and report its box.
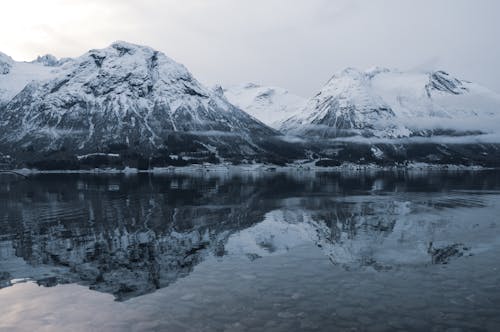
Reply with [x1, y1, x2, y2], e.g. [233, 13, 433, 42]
[0, 171, 499, 301]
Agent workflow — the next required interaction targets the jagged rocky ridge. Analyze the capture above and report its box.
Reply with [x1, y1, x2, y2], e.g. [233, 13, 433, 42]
[274, 68, 500, 167]
[1, 42, 500, 168]
[0, 42, 299, 168]
[281, 67, 500, 139]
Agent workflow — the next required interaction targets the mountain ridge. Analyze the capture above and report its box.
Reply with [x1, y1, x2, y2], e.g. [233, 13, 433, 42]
[0, 41, 298, 168]
[0, 42, 499, 169]
[280, 67, 500, 139]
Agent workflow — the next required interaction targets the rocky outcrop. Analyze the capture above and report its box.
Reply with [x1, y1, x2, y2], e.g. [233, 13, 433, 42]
[0, 42, 297, 166]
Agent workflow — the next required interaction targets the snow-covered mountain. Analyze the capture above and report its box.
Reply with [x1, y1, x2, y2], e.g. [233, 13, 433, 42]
[2, 43, 500, 168]
[223, 83, 306, 128]
[0, 52, 61, 107]
[0, 42, 296, 166]
[281, 67, 500, 139]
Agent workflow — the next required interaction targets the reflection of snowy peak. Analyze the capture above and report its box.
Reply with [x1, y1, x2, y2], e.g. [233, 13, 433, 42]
[223, 83, 306, 128]
[0, 175, 271, 300]
[226, 200, 412, 267]
[1, 173, 497, 299]
[0, 227, 224, 301]
[225, 210, 318, 257]
[225, 195, 486, 270]
[281, 67, 500, 138]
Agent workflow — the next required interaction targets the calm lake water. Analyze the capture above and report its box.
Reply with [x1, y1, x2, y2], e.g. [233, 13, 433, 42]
[1, 170, 500, 331]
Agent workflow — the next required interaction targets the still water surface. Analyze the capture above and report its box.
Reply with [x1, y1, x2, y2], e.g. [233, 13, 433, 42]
[0, 170, 500, 331]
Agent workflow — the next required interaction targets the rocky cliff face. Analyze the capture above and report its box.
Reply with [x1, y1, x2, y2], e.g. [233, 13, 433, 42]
[281, 68, 407, 138]
[281, 67, 500, 139]
[31, 54, 61, 67]
[1, 42, 500, 167]
[0, 42, 296, 166]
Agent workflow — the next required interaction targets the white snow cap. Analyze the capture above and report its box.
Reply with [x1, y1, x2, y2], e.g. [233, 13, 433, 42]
[224, 82, 306, 128]
[280, 66, 500, 139]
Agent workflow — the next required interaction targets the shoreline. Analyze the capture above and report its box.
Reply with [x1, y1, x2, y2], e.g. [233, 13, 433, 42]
[2, 162, 493, 176]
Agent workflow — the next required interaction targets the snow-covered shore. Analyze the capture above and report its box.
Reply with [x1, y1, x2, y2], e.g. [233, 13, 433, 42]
[5, 161, 490, 176]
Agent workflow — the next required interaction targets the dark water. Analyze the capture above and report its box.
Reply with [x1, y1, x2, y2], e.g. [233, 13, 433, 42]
[1, 170, 500, 331]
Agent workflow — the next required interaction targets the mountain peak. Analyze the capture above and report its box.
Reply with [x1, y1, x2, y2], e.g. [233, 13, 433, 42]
[94, 41, 167, 60]
[329, 67, 395, 83]
[281, 66, 500, 139]
[0, 41, 286, 164]
[87, 41, 157, 61]
[282, 66, 399, 138]
[341, 67, 363, 75]
[110, 40, 149, 52]
[327, 67, 365, 82]
[0, 51, 14, 62]
[80, 41, 191, 84]
[32, 54, 60, 67]
[0, 52, 14, 74]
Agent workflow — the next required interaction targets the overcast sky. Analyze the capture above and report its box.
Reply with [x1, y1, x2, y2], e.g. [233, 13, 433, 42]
[1, 0, 499, 96]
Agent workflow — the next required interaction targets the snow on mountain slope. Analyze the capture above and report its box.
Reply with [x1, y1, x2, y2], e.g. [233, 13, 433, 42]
[0, 52, 61, 106]
[281, 67, 500, 139]
[371, 69, 500, 133]
[0, 42, 287, 162]
[223, 83, 306, 128]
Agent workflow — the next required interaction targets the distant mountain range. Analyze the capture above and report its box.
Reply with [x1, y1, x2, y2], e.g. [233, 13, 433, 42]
[279, 67, 500, 139]
[1, 42, 499, 169]
[223, 83, 306, 128]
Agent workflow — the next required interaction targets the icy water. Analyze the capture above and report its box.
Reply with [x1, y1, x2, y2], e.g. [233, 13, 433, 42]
[0, 170, 500, 332]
